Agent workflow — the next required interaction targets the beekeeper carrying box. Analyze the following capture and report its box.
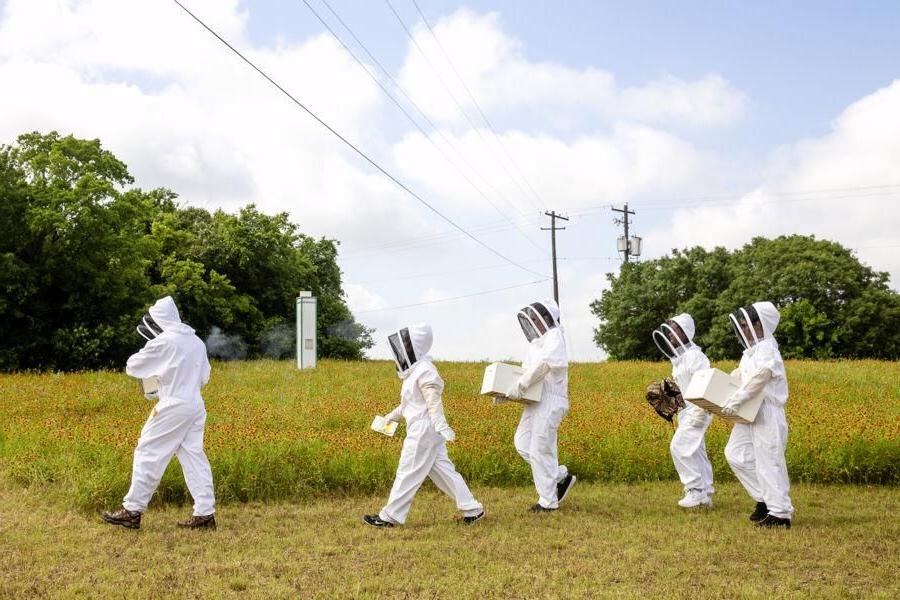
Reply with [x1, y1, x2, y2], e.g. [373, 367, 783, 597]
[683, 368, 763, 425]
[481, 362, 543, 404]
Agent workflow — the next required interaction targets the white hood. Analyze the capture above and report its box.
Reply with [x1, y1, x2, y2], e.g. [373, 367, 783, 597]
[730, 300, 780, 349]
[653, 312, 695, 360]
[389, 323, 433, 378]
[148, 296, 194, 335]
[517, 299, 562, 343]
[753, 301, 780, 340]
[671, 313, 695, 342]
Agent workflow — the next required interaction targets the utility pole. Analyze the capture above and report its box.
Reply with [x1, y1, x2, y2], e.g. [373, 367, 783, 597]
[541, 210, 569, 303]
[612, 203, 637, 263]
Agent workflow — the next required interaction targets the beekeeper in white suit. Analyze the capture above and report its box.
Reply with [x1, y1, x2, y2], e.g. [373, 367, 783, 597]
[102, 296, 216, 530]
[363, 324, 484, 527]
[506, 300, 576, 512]
[723, 301, 794, 528]
[652, 313, 715, 508]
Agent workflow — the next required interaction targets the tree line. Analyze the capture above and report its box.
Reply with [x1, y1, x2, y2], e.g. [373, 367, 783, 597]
[0, 131, 373, 371]
[591, 235, 900, 360]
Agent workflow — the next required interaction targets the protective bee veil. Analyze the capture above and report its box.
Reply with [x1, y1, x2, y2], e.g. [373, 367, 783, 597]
[517, 301, 559, 342]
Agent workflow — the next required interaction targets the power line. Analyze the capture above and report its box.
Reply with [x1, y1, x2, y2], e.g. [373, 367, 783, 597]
[573, 185, 900, 215]
[410, 0, 546, 210]
[383, 0, 542, 213]
[354, 278, 548, 313]
[340, 213, 545, 258]
[351, 257, 551, 285]
[299, 0, 546, 256]
[171, 0, 546, 279]
[315, 0, 532, 221]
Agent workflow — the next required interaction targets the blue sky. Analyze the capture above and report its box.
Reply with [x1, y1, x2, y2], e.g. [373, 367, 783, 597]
[1, 0, 898, 361]
[242, 0, 900, 150]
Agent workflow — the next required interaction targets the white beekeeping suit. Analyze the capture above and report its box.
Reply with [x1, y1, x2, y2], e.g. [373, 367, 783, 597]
[107, 296, 215, 527]
[508, 299, 575, 511]
[366, 324, 483, 527]
[723, 301, 794, 528]
[652, 313, 714, 508]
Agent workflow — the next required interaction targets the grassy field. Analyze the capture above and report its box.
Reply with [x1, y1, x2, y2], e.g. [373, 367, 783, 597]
[1, 478, 898, 599]
[0, 360, 898, 510]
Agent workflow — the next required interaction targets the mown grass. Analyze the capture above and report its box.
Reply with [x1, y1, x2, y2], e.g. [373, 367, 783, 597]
[1, 479, 897, 599]
[0, 360, 897, 511]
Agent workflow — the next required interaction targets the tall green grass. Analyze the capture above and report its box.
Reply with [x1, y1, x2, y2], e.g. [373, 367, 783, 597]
[0, 359, 897, 509]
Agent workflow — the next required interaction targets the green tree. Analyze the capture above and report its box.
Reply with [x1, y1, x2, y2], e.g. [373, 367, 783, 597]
[591, 235, 900, 360]
[0, 131, 373, 370]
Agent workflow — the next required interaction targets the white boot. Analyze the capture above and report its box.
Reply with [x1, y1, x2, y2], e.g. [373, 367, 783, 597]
[678, 488, 712, 508]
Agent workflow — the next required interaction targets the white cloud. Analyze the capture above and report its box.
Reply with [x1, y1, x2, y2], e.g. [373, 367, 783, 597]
[392, 123, 704, 216]
[396, 9, 746, 128]
[642, 80, 900, 287]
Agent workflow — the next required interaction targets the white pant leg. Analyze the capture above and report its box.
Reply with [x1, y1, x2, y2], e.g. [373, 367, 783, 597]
[123, 402, 196, 512]
[427, 443, 483, 517]
[526, 399, 568, 509]
[380, 421, 440, 525]
[752, 403, 793, 519]
[174, 409, 215, 516]
[725, 421, 764, 503]
[699, 436, 715, 493]
[670, 407, 713, 491]
[514, 407, 534, 463]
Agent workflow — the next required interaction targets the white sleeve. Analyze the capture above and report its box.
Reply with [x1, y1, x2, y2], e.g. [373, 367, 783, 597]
[518, 361, 551, 390]
[732, 368, 772, 404]
[125, 340, 167, 379]
[422, 382, 450, 432]
[384, 404, 403, 423]
[200, 355, 211, 387]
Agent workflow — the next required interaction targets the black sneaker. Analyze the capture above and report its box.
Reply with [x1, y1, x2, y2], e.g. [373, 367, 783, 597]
[462, 511, 485, 524]
[528, 503, 557, 513]
[756, 514, 791, 529]
[363, 514, 394, 528]
[102, 507, 142, 530]
[556, 474, 576, 504]
[749, 501, 768, 522]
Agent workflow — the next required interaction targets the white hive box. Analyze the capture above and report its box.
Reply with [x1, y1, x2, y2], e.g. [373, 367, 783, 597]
[683, 368, 763, 425]
[481, 362, 543, 404]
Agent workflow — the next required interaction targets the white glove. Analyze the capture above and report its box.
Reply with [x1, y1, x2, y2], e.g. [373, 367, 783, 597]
[384, 406, 402, 423]
[506, 382, 524, 400]
[721, 394, 743, 417]
[438, 426, 456, 442]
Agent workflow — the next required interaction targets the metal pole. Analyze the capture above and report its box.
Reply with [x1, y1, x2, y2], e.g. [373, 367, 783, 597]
[612, 203, 636, 264]
[542, 211, 568, 303]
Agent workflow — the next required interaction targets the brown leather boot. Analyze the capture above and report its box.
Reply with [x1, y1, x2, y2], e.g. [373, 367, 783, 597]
[177, 514, 217, 530]
[102, 507, 142, 529]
